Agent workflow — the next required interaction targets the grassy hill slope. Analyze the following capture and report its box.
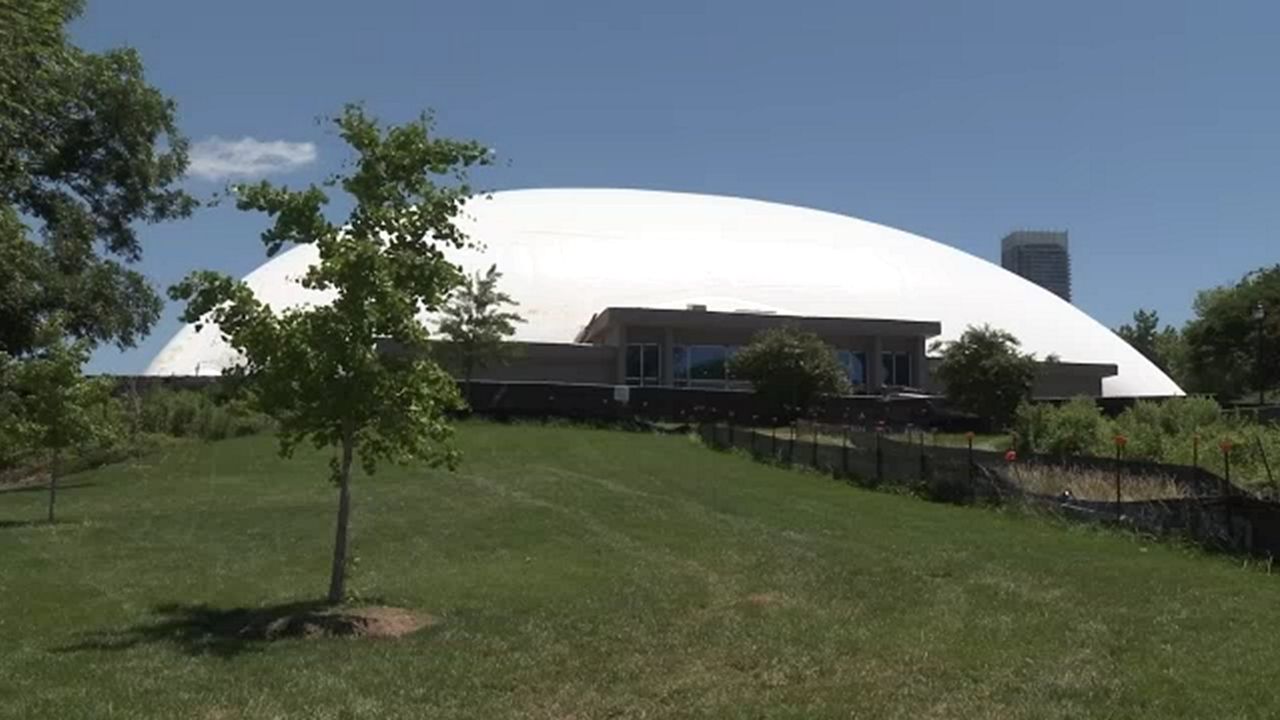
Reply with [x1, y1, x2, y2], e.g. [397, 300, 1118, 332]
[2, 421, 1278, 718]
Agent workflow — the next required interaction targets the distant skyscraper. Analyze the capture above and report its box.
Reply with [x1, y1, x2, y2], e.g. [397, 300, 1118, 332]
[1001, 230, 1071, 302]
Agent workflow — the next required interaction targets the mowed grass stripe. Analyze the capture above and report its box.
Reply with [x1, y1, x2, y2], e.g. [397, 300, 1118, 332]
[1, 421, 1278, 719]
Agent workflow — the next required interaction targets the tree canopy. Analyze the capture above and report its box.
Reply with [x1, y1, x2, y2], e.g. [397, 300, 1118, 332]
[726, 326, 850, 423]
[0, 0, 194, 356]
[1114, 308, 1187, 388]
[931, 324, 1038, 428]
[1181, 265, 1280, 400]
[170, 105, 491, 604]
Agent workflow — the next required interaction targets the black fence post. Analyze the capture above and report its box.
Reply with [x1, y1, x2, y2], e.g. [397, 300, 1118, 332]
[789, 422, 796, 465]
[842, 426, 849, 477]
[966, 432, 974, 482]
[1113, 435, 1127, 520]
[771, 421, 778, 459]
[875, 429, 884, 485]
[1221, 440, 1233, 496]
[728, 412, 735, 447]
[1255, 433, 1274, 485]
[918, 431, 927, 483]
[811, 419, 819, 467]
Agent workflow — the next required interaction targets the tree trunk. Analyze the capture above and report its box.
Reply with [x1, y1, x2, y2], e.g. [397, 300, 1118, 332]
[326, 431, 355, 605]
[47, 450, 58, 524]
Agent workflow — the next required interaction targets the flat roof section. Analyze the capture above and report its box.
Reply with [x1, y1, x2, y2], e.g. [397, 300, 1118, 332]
[577, 306, 943, 344]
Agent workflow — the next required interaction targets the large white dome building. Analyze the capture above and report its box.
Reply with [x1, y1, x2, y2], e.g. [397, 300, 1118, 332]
[146, 188, 1182, 397]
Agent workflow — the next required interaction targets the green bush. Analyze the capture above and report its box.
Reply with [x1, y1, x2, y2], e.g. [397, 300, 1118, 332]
[1, 384, 273, 477]
[130, 387, 272, 441]
[1012, 402, 1049, 453]
[1014, 397, 1107, 456]
[1010, 395, 1280, 493]
[1112, 400, 1168, 461]
[1043, 397, 1108, 456]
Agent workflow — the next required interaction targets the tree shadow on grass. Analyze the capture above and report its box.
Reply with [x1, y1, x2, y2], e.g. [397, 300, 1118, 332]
[0, 519, 50, 529]
[0, 481, 96, 495]
[54, 601, 343, 659]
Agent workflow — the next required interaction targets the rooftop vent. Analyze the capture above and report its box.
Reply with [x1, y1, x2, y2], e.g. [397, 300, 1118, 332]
[686, 304, 708, 312]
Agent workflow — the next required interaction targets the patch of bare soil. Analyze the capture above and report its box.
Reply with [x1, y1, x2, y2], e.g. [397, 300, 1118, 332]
[743, 592, 788, 608]
[228, 605, 435, 640]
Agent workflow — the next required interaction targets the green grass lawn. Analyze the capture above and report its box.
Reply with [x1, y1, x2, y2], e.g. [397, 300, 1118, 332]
[2, 421, 1279, 719]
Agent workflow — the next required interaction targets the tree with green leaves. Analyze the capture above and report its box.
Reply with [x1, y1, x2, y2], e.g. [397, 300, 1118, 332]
[170, 105, 491, 605]
[1115, 309, 1162, 365]
[1, 0, 194, 357]
[931, 324, 1038, 428]
[5, 323, 117, 522]
[727, 326, 851, 423]
[1182, 265, 1280, 400]
[437, 264, 524, 403]
[1114, 308, 1187, 387]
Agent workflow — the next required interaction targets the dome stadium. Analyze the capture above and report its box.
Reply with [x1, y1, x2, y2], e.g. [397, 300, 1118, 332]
[145, 188, 1182, 398]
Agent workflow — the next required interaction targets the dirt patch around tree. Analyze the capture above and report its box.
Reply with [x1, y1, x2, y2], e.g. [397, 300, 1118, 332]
[743, 592, 789, 608]
[222, 605, 435, 640]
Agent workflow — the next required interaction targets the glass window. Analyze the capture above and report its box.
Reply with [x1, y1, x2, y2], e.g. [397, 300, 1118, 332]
[689, 345, 727, 383]
[850, 351, 867, 386]
[643, 344, 660, 382]
[673, 345, 689, 386]
[626, 345, 643, 383]
[895, 352, 911, 387]
[625, 343, 660, 385]
[835, 350, 867, 388]
[881, 351, 911, 386]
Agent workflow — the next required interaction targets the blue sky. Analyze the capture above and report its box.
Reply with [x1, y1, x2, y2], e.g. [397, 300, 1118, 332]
[75, 0, 1280, 373]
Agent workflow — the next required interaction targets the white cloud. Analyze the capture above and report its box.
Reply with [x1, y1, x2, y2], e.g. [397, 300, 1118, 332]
[188, 136, 317, 181]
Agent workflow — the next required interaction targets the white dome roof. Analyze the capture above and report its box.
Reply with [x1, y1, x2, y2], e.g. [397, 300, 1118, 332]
[146, 188, 1182, 397]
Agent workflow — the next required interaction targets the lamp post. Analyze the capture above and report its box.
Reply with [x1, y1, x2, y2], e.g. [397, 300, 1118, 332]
[1253, 302, 1266, 407]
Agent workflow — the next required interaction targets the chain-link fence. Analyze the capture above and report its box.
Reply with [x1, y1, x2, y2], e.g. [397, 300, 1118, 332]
[699, 422, 1280, 556]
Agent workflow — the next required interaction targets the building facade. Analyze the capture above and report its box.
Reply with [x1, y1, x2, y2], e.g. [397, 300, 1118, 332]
[428, 304, 1119, 398]
[576, 306, 940, 391]
[1001, 231, 1072, 302]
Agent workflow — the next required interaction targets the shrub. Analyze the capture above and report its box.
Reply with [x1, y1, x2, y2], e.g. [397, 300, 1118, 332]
[1007, 395, 1280, 492]
[932, 325, 1038, 429]
[727, 327, 850, 422]
[1153, 396, 1221, 435]
[131, 387, 273, 441]
[1112, 400, 1168, 461]
[1012, 401, 1048, 453]
[1041, 397, 1108, 456]
[1014, 397, 1107, 457]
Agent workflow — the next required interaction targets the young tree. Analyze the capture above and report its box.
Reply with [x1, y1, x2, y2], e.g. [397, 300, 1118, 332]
[931, 324, 1038, 428]
[1, 0, 195, 357]
[727, 326, 851, 423]
[437, 264, 525, 403]
[170, 106, 491, 605]
[7, 323, 116, 522]
[0, 351, 26, 471]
